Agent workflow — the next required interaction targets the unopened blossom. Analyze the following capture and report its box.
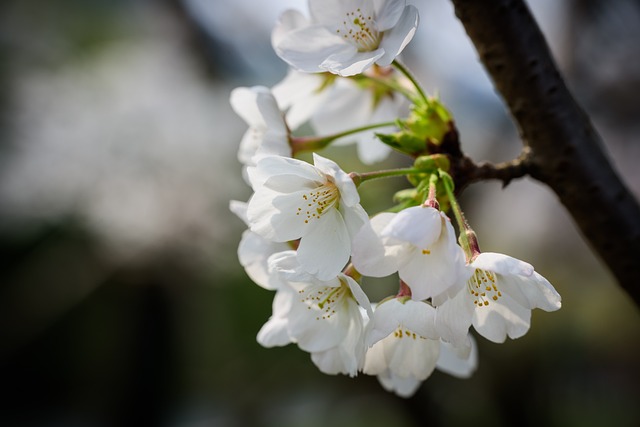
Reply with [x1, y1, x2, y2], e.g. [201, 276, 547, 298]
[351, 206, 469, 300]
[273, 68, 408, 164]
[363, 297, 441, 397]
[257, 251, 372, 376]
[229, 200, 289, 290]
[229, 86, 291, 168]
[246, 154, 369, 280]
[272, 0, 419, 76]
[435, 252, 561, 344]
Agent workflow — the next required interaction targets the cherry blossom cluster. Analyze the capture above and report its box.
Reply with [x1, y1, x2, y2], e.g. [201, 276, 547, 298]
[230, 0, 561, 398]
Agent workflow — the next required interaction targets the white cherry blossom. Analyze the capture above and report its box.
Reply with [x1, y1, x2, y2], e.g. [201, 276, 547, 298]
[435, 252, 562, 344]
[246, 154, 369, 280]
[272, 68, 408, 164]
[229, 86, 291, 167]
[351, 206, 469, 301]
[257, 251, 372, 376]
[272, 0, 419, 76]
[229, 200, 290, 290]
[363, 297, 441, 397]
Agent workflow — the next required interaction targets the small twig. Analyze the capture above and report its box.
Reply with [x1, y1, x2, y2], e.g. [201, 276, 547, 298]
[466, 147, 532, 188]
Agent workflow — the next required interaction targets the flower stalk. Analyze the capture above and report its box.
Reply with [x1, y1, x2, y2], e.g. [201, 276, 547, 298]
[392, 60, 428, 103]
[291, 121, 397, 155]
[349, 167, 424, 187]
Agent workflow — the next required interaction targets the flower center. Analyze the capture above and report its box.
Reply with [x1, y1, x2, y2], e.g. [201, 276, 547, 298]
[467, 269, 502, 307]
[298, 283, 346, 321]
[335, 8, 380, 52]
[295, 181, 340, 224]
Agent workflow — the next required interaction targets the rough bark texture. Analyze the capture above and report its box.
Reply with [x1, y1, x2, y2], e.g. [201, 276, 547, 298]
[450, 0, 640, 306]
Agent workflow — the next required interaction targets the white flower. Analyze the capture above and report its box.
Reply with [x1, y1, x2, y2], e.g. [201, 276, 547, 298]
[273, 68, 408, 164]
[229, 86, 291, 167]
[272, 67, 409, 162]
[363, 297, 441, 398]
[435, 252, 562, 344]
[272, 70, 330, 131]
[257, 251, 372, 376]
[246, 154, 369, 280]
[272, 0, 419, 76]
[229, 200, 290, 290]
[351, 206, 469, 301]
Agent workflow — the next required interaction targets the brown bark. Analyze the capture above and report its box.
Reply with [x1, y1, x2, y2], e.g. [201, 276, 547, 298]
[450, 0, 640, 306]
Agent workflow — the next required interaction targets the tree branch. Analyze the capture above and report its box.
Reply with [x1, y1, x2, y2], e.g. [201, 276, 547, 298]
[449, 0, 640, 306]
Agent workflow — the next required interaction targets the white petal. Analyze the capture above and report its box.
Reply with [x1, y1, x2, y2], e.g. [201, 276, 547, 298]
[310, 80, 373, 139]
[296, 208, 350, 280]
[229, 86, 266, 128]
[311, 302, 366, 376]
[311, 346, 353, 376]
[255, 89, 288, 134]
[276, 26, 355, 73]
[257, 317, 292, 347]
[257, 291, 295, 347]
[267, 250, 315, 282]
[272, 69, 320, 110]
[377, 372, 422, 398]
[288, 287, 351, 352]
[257, 156, 323, 191]
[472, 252, 534, 277]
[257, 131, 291, 159]
[238, 128, 262, 165]
[272, 9, 309, 47]
[356, 131, 393, 164]
[247, 188, 303, 241]
[472, 292, 531, 343]
[286, 90, 330, 130]
[344, 275, 373, 318]
[400, 217, 467, 301]
[434, 288, 474, 347]
[272, 70, 327, 129]
[238, 230, 289, 290]
[229, 200, 249, 226]
[342, 203, 369, 240]
[363, 339, 387, 375]
[351, 213, 401, 277]
[382, 206, 441, 248]
[398, 246, 459, 301]
[309, 0, 374, 28]
[394, 299, 439, 340]
[374, 0, 407, 31]
[322, 49, 385, 76]
[366, 298, 402, 346]
[388, 335, 439, 380]
[498, 271, 562, 312]
[377, 6, 419, 66]
[355, 96, 400, 163]
[436, 336, 478, 379]
[312, 153, 361, 207]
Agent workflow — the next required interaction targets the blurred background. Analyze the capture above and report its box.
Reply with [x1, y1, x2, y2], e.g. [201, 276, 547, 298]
[0, 0, 638, 425]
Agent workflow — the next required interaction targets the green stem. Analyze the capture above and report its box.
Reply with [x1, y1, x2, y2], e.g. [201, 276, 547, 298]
[392, 60, 428, 103]
[291, 121, 397, 154]
[350, 167, 423, 187]
[439, 170, 473, 259]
